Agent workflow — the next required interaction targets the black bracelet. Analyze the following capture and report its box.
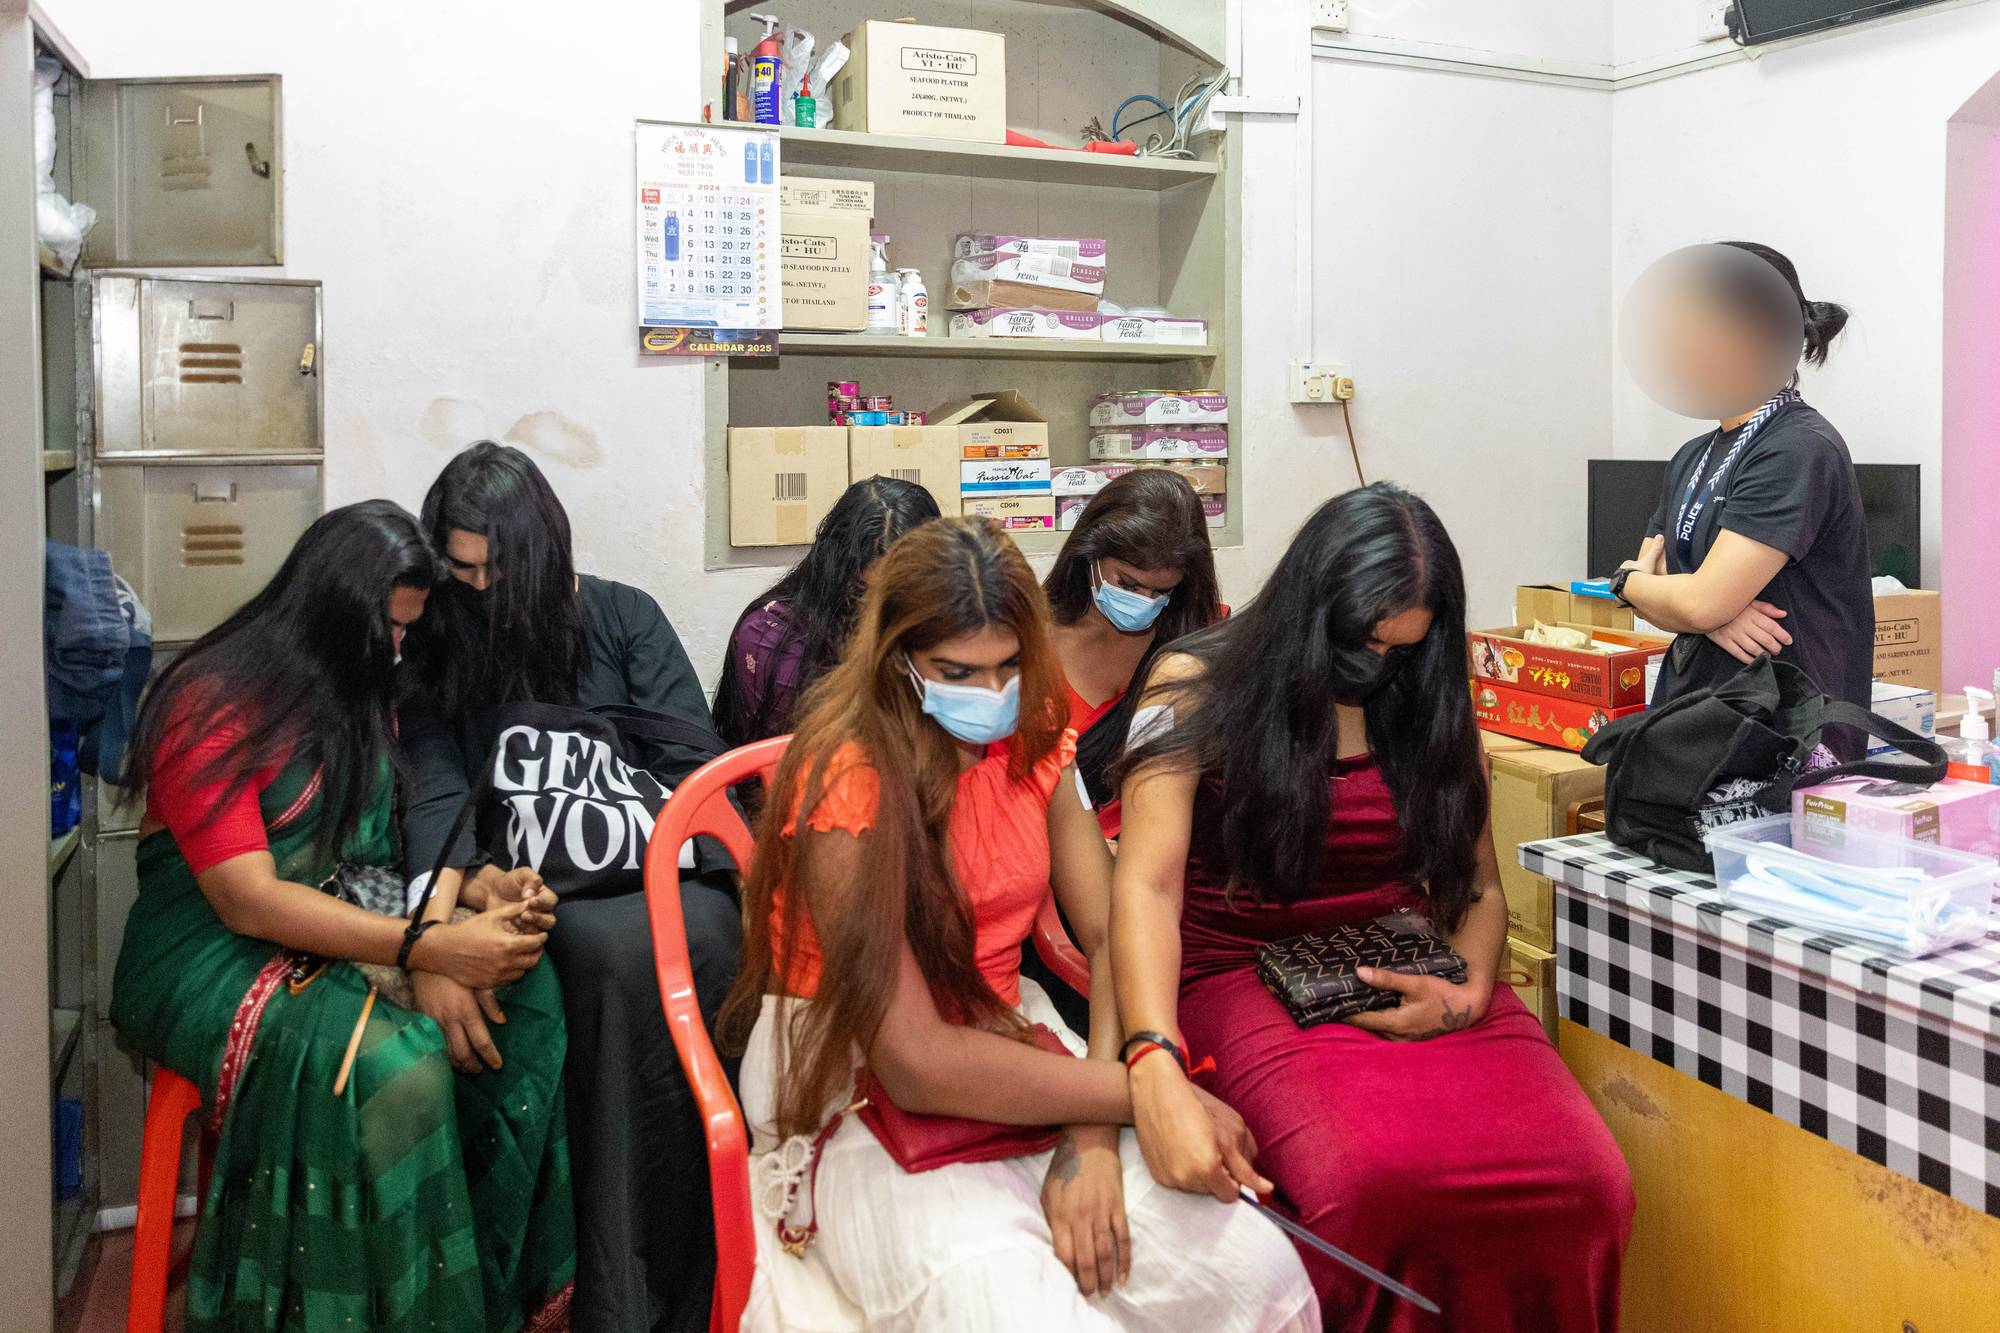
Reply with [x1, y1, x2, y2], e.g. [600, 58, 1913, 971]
[1610, 567, 1636, 607]
[397, 917, 440, 970]
[1120, 1030, 1188, 1072]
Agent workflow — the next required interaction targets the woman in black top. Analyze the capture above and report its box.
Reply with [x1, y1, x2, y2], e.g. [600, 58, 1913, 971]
[399, 441, 737, 1333]
[1616, 242, 1873, 736]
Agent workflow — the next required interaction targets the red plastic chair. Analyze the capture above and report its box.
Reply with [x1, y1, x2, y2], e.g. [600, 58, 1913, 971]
[644, 736, 789, 1333]
[643, 736, 1096, 1333]
[128, 1066, 215, 1333]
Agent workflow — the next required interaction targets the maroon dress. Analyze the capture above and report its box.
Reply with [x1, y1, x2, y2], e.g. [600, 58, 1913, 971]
[1177, 754, 1633, 1333]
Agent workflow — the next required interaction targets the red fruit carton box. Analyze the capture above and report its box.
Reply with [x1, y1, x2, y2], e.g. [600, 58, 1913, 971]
[1470, 680, 1642, 753]
[1467, 624, 1672, 710]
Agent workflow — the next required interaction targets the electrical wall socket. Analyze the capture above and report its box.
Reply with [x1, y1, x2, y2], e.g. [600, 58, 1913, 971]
[1311, 0, 1350, 34]
[1289, 362, 1355, 405]
[1695, 0, 1733, 42]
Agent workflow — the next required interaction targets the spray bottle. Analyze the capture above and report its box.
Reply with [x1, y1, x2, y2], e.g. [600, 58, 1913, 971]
[867, 236, 901, 334]
[897, 267, 928, 336]
[749, 13, 784, 125]
[1943, 686, 1998, 784]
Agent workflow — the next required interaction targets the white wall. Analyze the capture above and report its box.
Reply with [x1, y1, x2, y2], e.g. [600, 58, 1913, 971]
[1608, 0, 2000, 681]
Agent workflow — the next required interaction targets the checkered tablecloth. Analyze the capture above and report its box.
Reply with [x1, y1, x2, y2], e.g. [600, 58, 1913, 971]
[1521, 833, 2000, 1218]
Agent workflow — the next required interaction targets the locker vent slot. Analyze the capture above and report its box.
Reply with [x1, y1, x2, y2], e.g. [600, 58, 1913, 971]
[182, 523, 245, 567]
[179, 342, 243, 385]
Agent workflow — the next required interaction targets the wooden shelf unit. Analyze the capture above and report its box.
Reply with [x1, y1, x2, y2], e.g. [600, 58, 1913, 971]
[778, 124, 1218, 191]
[760, 332, 1218, 362]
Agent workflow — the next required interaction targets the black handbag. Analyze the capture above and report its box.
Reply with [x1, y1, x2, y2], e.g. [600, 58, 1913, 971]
[1257, 911, 1468, 1027]
[1581, 655, 1947, 872]
[473, 701, 731, 899]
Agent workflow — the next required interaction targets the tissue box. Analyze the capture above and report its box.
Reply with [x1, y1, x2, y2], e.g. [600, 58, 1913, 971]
[948, 308, 1109, 341]
[953, 235, 1106, 261]
[1089, 426, 1229, 460]
[1867, 681, 1936, 756]
[1795, 775, 2000, 859]
[1089, 391, 1230, 428]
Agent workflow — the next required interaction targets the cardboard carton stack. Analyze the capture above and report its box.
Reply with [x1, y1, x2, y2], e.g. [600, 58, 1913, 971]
[779, 176, 874, 332]
[935, 389, 1052, 528]
[945, 234, 1110, 341]
[1058, 391, 1230, 529]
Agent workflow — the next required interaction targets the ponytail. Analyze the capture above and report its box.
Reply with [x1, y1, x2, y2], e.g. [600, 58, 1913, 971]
[1720, 239, 1849, 367]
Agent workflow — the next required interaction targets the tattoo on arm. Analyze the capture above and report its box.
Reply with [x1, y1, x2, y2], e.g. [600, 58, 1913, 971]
[1050, 1131, 1082, 1185]
[1436, 997, 1475, 1034]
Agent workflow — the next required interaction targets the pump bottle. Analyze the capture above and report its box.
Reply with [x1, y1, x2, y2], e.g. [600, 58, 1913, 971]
[749, 13, 784, 125]
[1943, 686, 1998, 784]
[866, 236, 901, 334]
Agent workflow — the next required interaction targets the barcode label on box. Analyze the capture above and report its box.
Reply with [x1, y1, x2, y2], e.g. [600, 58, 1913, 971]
[890, 468, 922, 483]
[1016, 253, 1075, 282]
[774, 473, 808, 501]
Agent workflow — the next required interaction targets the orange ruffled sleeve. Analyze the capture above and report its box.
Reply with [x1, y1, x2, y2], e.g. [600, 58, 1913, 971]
[1030, 728, 1080, 802]
[781, 740, 881, 837]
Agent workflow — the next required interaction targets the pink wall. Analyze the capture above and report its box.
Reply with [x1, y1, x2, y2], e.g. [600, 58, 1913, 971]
[1943, 83, 2000, 692]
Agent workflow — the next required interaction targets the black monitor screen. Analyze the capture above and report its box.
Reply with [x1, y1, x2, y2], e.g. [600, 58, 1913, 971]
[1585, 459, 1920, 584]
[1732, 0, 1948, 45]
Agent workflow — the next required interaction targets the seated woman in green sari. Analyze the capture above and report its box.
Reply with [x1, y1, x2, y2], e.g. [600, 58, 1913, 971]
[109, 500, 576, 1332]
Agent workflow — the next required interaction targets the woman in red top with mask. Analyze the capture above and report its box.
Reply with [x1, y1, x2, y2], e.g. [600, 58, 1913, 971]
[720, 517, 1314, 1332]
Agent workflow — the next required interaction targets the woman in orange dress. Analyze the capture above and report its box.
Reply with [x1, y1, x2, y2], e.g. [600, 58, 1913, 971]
[720, 517, 1314, 1333]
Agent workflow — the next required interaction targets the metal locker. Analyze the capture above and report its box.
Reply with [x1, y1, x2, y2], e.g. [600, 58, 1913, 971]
[95, 461, 322, 644]
[92, 274, 321, 458]
[76, 75, 282, 267]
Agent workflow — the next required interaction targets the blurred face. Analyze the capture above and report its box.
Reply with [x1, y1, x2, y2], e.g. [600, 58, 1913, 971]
[1365, 606, 1432, 658]
[910, 624, 1021, 693]
[388, 585, 429, 656]
[1621, 244, 1803, 421]
[1095, 556, 1182, 601]
[444, 529, 495, 590]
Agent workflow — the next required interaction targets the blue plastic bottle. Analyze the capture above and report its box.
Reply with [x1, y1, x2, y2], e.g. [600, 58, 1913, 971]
[759, 139, 775, 184]
[749, 14, 783, 125]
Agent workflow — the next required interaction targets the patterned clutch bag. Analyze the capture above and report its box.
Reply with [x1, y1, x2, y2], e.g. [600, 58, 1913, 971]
[1256, 910, 1468, 1027]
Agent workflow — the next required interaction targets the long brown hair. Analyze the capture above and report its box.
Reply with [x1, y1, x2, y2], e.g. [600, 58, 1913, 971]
[718, 517, 1065, 1138]
[1043, 467, 1221, 642]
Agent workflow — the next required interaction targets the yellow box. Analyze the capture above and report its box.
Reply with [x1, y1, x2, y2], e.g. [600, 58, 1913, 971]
[831, 20, 1007, 144]
[1506, 936, 1557, 1044]
[727, 426, 849, 547]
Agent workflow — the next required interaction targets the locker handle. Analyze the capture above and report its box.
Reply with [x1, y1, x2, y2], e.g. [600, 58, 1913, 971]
[245, 141, 271, 179]
[191, 481, 237, 504]
[299, 342, 317, 376]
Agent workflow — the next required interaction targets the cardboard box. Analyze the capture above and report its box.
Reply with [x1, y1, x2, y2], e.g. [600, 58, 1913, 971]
[1200, 494, 1225, 528]
[832, 20, 1007, 143]
[1468, 624, 1673, 710]
[1089, 426, 1230, 460]
[1873, 589, 1942, 697]
[1098, 315, 1210, 346]
[1488, 742, 1608, 950]
[947, 277, 1101, 313]
[1089, 391, 1230, 428]
[1867, 681, 1936, 756]
[728, 426, 849, 547]
[931, 389, 1050, 459]
[1795, 775, 2000, 858]
[949, 250, 1105, 298]
[961, 458, 1050, 496]
[964, 493, 1055, 528]
[778, 175, 876, 217]
[948, 308, 1109, 341]
[1052, 464, 1135, 497]
[780, 210, 869, 332]
[1506, 937, 1558, 1044]
[1514, 584, 1637, 632]
[1057, 495, 1090, 531]
[848, 424, 960, 516]
[1473, 680, 1641, 753]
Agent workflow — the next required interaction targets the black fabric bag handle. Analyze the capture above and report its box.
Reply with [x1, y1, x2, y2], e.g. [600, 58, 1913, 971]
[407, 732, 505, 925]
[587, 701, 730, 764]
[1758, 700, 1950, 812]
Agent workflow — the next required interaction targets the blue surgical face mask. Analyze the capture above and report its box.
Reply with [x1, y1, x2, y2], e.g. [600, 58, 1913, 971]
[906, 658, 1022, 745]
[1093, 562, 1170, 633]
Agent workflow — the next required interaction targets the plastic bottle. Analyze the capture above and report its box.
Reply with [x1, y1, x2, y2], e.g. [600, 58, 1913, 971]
[897, 267, 928, 336]
[722, 36, 739, 120]
[749, 13, 784, 125]
[794, 76, 817, 129]
[867, 236, 900, 334]
[1942, 686, 1999, 784]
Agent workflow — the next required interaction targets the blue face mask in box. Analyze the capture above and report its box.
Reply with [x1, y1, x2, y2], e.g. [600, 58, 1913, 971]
[906, 658, 1021, 746]
[1092, 562, 1170, 633]
[1736, 852, 1984, 955]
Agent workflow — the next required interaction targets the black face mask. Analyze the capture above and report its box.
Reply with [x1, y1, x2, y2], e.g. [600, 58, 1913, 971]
[1329, 643, 1414, 706]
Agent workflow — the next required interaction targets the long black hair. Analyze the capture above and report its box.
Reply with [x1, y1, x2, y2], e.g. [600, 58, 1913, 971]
[1720, 240, 1850, 367]
[1045, 468, 1223, 805]
[122, 500, 442, 856]
[407, 442, 587, 712]
[712, 476, 940, 746]
[1120, 483, 1488, 929]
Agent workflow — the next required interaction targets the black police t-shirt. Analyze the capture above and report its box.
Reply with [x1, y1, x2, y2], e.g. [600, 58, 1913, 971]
[1643, 401, 1874, 717]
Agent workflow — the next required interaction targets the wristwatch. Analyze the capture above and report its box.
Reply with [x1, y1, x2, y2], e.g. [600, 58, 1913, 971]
[1610, 567, 1636, 607]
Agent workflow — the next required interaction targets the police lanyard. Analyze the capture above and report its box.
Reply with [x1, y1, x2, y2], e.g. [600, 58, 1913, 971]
[1671, 388, 1796, 570]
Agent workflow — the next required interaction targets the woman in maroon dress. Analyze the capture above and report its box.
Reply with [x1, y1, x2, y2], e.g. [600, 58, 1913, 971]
[1110, 483, 1632, 1332]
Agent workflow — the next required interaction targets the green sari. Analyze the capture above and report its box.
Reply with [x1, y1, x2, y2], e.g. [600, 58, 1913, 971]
[109, 756, 576, 1332]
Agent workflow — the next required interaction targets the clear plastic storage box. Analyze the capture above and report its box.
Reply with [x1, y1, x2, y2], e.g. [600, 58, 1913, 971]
[1703, 814, 1998, 958]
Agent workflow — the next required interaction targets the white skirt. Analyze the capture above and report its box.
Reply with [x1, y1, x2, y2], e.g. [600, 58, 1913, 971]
[738, 980, 1320, 1333]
